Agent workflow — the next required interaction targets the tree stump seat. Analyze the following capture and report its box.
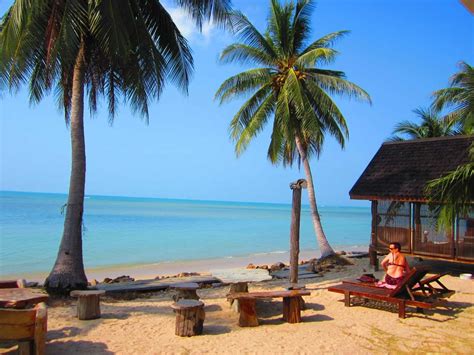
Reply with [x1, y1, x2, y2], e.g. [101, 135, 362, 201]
[227, 289, 311, 327]
[70, 290, 105, 320]
[171, 299, 205, 337]
[170, 282, 200, 301]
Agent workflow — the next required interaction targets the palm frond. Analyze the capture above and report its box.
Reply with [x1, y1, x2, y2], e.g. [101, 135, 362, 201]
[228, 10, 277, 59]
[305, 68, 372, 103]
[219, 44, 275, 67]
[296, 47, 338, 68]
[291, 0, 314, 53]
[229, 84, 273, 141]
[235, 93, 275, 156]
[300, 30, 350, 55]
[215, 68, 273, 104]
[174, 0, 232, 29]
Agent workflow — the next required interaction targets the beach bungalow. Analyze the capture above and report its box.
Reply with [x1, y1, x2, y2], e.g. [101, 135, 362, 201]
[350, 135, 474, 265]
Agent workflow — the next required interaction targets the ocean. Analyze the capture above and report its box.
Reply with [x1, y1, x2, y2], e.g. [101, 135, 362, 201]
[0, 191, 370, 277]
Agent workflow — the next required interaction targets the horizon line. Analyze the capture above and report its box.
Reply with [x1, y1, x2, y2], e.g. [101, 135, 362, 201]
[0, 189, 369, 209]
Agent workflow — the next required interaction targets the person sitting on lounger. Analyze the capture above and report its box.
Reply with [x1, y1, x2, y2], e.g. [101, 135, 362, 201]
[380, 242, 410, 286]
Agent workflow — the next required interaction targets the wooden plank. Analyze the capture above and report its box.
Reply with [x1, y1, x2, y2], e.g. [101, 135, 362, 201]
[96, 276, 219, 294]
[228, 290, 310, 300]
[210, 268, 272, 283]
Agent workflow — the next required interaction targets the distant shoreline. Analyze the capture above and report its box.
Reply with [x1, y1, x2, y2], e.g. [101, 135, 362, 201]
[1, 245, 368, 282]
[0, 189, 370, 208]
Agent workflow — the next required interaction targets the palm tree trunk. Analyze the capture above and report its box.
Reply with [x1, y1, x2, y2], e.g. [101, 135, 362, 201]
[295, 136, 335, 258]
[45, 43, 88, 294]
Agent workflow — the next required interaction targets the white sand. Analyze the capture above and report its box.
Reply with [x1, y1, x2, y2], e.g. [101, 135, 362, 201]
[6, 258, 473, 354]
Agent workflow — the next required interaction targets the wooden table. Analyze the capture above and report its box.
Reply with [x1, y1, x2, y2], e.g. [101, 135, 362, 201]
[0, 288, 49, 309]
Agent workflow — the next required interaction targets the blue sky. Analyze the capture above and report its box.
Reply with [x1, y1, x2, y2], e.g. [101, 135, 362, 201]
[0, 0, 473, 206]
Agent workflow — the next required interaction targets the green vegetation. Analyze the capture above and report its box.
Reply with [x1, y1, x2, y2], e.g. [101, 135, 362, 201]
[427, 61, 474, 228]
[389, 107, 463, 141]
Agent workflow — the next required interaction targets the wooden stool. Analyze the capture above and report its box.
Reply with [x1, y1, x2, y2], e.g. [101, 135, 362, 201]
[171, 299, 205, 337]
[171, 282, 200, 301]
[70, 290, 105, 320]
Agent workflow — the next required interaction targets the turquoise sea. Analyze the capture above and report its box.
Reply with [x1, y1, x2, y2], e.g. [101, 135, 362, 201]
[0, 191, 370, 277]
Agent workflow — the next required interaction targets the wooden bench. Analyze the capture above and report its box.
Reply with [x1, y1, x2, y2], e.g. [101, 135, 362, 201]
[70, 290, 105, 320]
[171, 299, 205, 337]
[170, 282, 200, 301]
[227, 290, 311, 327]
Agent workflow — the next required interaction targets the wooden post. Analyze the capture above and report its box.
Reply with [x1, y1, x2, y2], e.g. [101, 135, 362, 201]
[289, 179, 307, 284]
[370, 201, 379, 271]
[414, 203, 422, 252]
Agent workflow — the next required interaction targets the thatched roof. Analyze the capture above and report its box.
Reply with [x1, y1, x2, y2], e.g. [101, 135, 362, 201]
[350, 135, 474, 201]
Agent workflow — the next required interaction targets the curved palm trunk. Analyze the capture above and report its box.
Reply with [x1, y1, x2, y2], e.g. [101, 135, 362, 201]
[295, 136, 335, 258]
[45, 43, 88, 294]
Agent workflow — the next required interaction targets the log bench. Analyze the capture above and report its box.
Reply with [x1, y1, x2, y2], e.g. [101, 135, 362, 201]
[70, 290, 105, 320]
[227, 289, 311, 327]
[170, 282, 200, 301]
[171, 299, 205, 337]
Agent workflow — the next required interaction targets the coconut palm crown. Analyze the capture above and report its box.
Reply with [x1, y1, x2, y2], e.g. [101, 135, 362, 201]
[0, 0, 231, 294]
[432, 61, 474, 133]
[215, 0, 371, 258]
[389, 107, 463, 141]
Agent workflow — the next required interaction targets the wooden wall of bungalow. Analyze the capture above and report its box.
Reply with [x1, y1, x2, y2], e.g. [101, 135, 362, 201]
[350, 135, 474, 264]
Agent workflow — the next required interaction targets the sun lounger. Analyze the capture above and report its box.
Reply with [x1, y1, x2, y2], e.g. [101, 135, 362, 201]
[411, 272, 455, 298]
[328, 267, 449, 318]
[342, 271, 454, 299]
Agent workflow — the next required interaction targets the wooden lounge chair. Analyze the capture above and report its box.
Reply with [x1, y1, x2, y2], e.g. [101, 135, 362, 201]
[328, 267, 448, 318]
[411, 272, 455, 298]
[342, 271, 454, 299]
[0, 302, 47, 355]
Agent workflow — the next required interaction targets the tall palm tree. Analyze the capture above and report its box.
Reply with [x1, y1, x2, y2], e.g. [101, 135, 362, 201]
[389, 107, 463, 141]
[215, 0, 371, 258]
[0, 0, 231, 294]
[432, 61, 474, 133]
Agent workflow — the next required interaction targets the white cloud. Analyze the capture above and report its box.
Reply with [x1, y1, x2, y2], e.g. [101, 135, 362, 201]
[167, 7, 216, 44]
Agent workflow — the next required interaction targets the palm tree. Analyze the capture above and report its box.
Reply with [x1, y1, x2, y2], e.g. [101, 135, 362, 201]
[389, 107, 463, 141]
[427, 62, 474, 227]
[0, 0, 231, 294]
[426, 156, 474, 229]
[215, 0, 371, 258]
[432, 61, 474, 133]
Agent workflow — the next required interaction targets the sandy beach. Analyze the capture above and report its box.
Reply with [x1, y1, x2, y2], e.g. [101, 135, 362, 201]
[4, 257, 473, 354]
